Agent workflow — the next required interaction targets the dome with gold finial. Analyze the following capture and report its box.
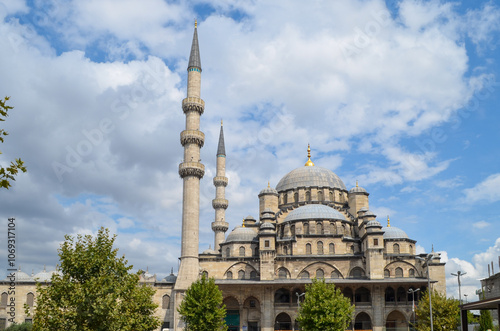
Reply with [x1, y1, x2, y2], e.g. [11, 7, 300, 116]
[349, 180, 368, 194]
[259, 181, 278, 196]
[382, 216, 409, 240]
[276, 145, 346, 193]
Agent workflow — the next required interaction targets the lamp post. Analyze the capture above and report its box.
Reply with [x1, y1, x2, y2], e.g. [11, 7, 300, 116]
[408, 288, 420, 330]
[296, 292, 305, 308]
[417, 253, 435, 331]
[464, 294, 468, 303]
[451, 271, 467, 304]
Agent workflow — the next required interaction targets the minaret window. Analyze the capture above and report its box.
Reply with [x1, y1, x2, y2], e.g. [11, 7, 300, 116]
[393, 243, 400, 254]
[239, 246, 245, 257]
[374, 238, 379, 246]
[329, 243, 335, 254]
[317, 242, 324, 255]
[306, 243, 312, 255]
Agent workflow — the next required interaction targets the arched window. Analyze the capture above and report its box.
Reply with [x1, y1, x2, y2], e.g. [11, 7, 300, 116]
[278, 268, 289, 279]
[397, 287, 406, 302]
[250, 271, 257, 279]
[1, 292, 7, 307]
[226, 271, 233, 279]
[283, 194, 288, 204]
[316, 269, 324, 279]
[384, 269, 390, 278]
[318, 191, 323, 201]
[316, 222, 324, 234]
[254, 247, 259, 256]
[317, 241, 324, 255]
[409, 268, 415, 277]
[238, 270, 245, 279]
[409, 245, 414, 255]
[350, 267, 365, 279]
[306, 243, 312, 255]
[274, 289, 290, 303]
[330, 222, 336, 234]
[226, 247, 230, 257]
[304, 222, 309, 234]
[329, 191, 334, 201]
[284, 246, 288, 255]
[329, 243, 335, 254]
[343, 288, 353, 303]
[239, 246, 245, 257]
[385, 287, 395, 302]
[395, 267, 403, 278]
[299, 271, 310, 279]
[393, 243, 400, 254]
[331, 270, 341, 279]
[355, 287, 371, 303]
[306, 191, 311, 202]
[26, 293, 34, 307]
[294, 192, 298, 203]
[202, 271, 208, 278]
[162, 294, 170, 309]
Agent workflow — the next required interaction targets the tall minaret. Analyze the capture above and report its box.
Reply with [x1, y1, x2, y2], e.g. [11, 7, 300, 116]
[212, 121, 229, 250]
[175, 20, 205, 290]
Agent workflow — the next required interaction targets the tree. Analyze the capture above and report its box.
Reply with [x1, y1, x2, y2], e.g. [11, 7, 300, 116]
[0, 97, 26, 189]
[415, 289, 459, 331]
[478, 309, 494, 331]
[178, 274, 228, 331]
[31, 227, 160, 331]
[296, 278, 354, 331]
[6, 322, 33, 331]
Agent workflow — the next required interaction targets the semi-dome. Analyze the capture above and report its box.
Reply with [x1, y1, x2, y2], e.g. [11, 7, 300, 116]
[276, 165, 346, 192]
[382, 226, 409, 239]
[225, 226, 258, 243]
[284, 204, 346, 222]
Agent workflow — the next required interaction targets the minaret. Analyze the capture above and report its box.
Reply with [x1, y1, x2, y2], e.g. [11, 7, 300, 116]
[175, 20, 205, 290]
[212, 121, 229, 251]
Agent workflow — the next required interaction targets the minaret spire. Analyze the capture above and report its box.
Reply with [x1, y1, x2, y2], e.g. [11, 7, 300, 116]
[212, 121, 229, 250]
[188, 20, 201, 71]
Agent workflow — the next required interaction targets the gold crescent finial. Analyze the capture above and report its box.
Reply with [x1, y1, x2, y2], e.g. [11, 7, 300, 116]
[195, 19, 197, 28]
[387, 216, 391, 227]
[242, 219, 245, 227]
[221, 119, 223, 126]
[305, 144, 315, 166]
[356, 180, 358, 187]
[268, 181, 270, 188]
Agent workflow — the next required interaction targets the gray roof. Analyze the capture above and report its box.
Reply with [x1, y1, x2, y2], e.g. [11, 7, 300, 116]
[225, 226, 258, 243]
[259, 186, 278, 195]
[382, 226, 409, 239]
[276, 166, 346, 192]
[260, 222, 275, 230]
[217, 124, 225, 156]
[188, 25, 201, 70]
[284, 204, 346, 222]
[366, 220, 382, 228]
[349, 185, 368, 194]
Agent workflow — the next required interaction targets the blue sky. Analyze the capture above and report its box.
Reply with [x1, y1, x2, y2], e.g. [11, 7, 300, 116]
[0, 0, 499, 301]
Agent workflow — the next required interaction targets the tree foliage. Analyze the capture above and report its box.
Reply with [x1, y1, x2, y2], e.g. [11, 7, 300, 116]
[0, 97, 26, 189]
[31, 227, 160, 331]
[415, 289, 459, 331]
[478, 309, 494, 331]
[178, 274, 228, 331]
[6, 322, 33, 331]
[296, 278, 354, 331]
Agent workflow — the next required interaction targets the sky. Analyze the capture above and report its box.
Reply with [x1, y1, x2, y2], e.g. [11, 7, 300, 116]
[0, 0, 499, 302]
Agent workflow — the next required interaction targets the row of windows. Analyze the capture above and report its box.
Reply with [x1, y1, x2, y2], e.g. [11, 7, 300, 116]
[281, 190, 345, 205]
[1, 292, 34, 307]
[225, 270, 258, 280]
[279, 221, 352, 237]
[385, 267, 416, 278]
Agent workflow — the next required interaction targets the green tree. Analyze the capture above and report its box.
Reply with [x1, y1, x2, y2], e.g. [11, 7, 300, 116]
[31, 227, 160, 331]
[6, 322, 33, 331]
[478, 309, 494, 331]
[296, 278, 354, 331]
[415, 289, 459, 331]
[178, 274, 228, 331]
[0, 97, 26, 189]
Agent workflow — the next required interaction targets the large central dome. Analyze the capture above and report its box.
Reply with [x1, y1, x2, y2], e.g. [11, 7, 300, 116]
[276, 165, 346, 192]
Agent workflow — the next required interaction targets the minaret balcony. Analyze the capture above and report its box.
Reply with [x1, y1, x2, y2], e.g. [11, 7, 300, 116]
[180, 130, 205, 147]
[213, 176, 228, 187]
[179, 162, 205, 179]
[212, 198, 229, 209]
[211, 221, 229, 232]
[182, 97, 205, 115]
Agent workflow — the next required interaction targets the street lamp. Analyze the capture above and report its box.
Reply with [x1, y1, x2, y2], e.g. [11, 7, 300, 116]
[451, 271, 467, 304]
[408, 288, 420, 326]
[296, 292, 305, 308]
[464, 294, 468, 303]
[417, 253, 435, 331]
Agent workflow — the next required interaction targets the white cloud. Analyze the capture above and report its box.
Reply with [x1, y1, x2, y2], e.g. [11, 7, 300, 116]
[463, 173, 500, 204]
[472, 221, 490, 230]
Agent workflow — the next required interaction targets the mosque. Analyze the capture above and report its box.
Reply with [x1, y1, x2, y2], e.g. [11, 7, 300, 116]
[0, 23, 446, 331]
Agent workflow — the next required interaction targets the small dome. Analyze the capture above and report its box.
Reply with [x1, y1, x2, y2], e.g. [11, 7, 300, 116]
[276, 166, 346, 192]
[284, 204, 346, 222]
[202, 248, 218, 254]
[164, 273, 177, 283]
[382, 226, 409, 239]
[259, 186, 278, 196]
[34, 269, 60, 282]
[260, 222, 275, 230]
[366, 220, 382, 228]
[364, 210, 376, 218]
[226, 226, 258, 243]
[8, 270, 33, 282]
[244, 215, 255, 221]
[349, 185, 368, 194]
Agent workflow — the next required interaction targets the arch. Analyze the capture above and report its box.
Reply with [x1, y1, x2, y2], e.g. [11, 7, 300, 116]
[277, 267, 290, 279]
[290, 224, 295, 236]
[330, 222, 337, 235]
[239, 246, 245, 257]
[25, 292, 34, 307]
[306, 243, 312, 255]
[386, 310, 408, 330]
[226, 247, 230, 257]
[355, 287, 371, 303]
[201, 270, 208, 278]
[397, 287, 406, 303]
[223, 296, 240, 309]
[409, 244, 414, 255]
[318, 190, 324, 201]
[294, 192, 298, 203]
[238, 270, 245, 279]
[316, 222, 324, 234]
[305, 191, 311, 202]
[162, 294, 170, 309]
[244, 296, 260, 311]
[343, 287, 353, 304]
[316, 269, 324, 279]
[283, 245, 288, 255]
[393, 243, 400, 254]
[304, 222, 310, 235]
[275, 312, 292, 330]
[226, 271, 233, 279]
[329, 190, 334, 201]
[385, 287, 395, 302]
[331, 270, 341, 279]
[329, 243, 335, 254]
[1, 292, 7, 306]
[274, 288, 290, 304]
[395, 267, 403, 278]
[349, 267, 365, 279]
[354, 312, 372, 330]
[250, 271, 258, 279]
[409, 268, 415, 277]
[299, 271, 310, 279]
[384, 269, 390, 278]
[317, 241, 324, 255]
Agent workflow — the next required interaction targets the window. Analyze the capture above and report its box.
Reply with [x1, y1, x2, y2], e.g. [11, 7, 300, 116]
[350, 267, 365, 279]
[384, 269, 390, 278]
[278, 268, 288, 279]
[385, 287, 395, 302]
[24, 319, 32, 324]
[290, 225, 295, 236]
[238, 270, 245, 279]
[250, 300, 256, 308]
[284, 246, 288, 255]
[393, 243, 400, 254]
[1, 292, 7, 307]
[306, 243, 312, 255]
[331, 270, 340, 279]
[162, 294, 170, 309]
[329, 243, 335, 254]
[316, 269, 324, 278]
[202, 271, 208, 278]
[26, 293, 34, 307]
[226, 271, 233, 279]
[409, 245, 414, 255]
[265, 240, 270, 248]
[409, 268, 415, 277]
[306, 191, 311, 202]
[318, 191, 323, 201]
[226, 247, 230, 257]
[395, 267, 403, 278]
[283, 194, 288, 204]
[250, 271, 257, 279]
[239, 246, 245, 257]
[374, 238, 379, 246]
[294, 192, 298, 203]
[275, 289, 290, 303]
[317, 241, 324, 255]
[350, 245, 355, 253]
[254, 247, 259, 256]
[0, 319, 6, 329]
[304, 222, 309, 234]
[316, 222, 323, 234]
[300, 271, 310, 279]
[329, 191, 334, 201]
